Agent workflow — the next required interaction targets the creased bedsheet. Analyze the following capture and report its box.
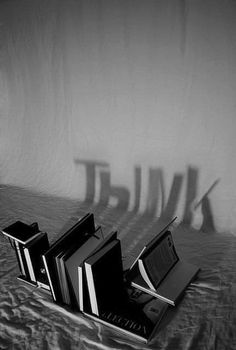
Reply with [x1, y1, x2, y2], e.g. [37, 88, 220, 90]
[0, 186, 235, 350]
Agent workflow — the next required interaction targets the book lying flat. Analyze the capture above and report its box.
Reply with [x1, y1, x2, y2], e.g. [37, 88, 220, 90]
[42, 213, 95, 302]
[84, 285, 168, 343]
[1, 221, 41, 245]
[126, 220, 200, 306]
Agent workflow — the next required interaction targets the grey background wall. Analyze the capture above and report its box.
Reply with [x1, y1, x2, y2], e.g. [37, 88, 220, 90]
[1, 0, 236, 232]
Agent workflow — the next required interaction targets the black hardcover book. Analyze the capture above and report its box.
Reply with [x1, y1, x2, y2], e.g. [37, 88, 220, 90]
[78, 230, 118, 312]
[84, 239, 128, 316]
[62, 226, 104, 308]
[42, 213, 95, 303]
[1, 221, 41, 245]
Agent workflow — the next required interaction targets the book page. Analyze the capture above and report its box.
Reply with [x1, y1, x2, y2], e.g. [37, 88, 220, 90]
[142, 233, 178, 289]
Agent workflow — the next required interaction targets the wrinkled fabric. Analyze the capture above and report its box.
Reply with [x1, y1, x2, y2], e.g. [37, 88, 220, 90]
[0, 186, 235, 349]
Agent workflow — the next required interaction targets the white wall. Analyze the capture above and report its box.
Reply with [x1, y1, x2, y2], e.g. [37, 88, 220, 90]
[1, 0, 236, 231]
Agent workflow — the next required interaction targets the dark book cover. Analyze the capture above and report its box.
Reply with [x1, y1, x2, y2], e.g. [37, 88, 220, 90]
[84, 239, 129, 316]
[78, 231, 117, 313]
[2, 221, 41, 245]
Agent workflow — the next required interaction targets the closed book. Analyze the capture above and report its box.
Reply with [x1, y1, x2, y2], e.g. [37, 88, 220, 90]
[84, 239, 128, 316]
[1, 221, 41, 245]
[78, 230, 118, 313]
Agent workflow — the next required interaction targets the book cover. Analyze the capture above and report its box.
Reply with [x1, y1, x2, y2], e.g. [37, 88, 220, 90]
[85, 285, 168, 343]
[84, 239, 128, 316]
[78, 230, 118, 313]
[2, 221, 41, 245]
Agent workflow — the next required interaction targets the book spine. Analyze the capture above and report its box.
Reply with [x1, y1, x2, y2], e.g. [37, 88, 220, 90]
[23, 247, 36, 282]
[85, 262, 98, 315]
[78, 266, 83, 311]
[61, 259, 71, 305]
[14, 241, 27, 277]
[42, 255, 56, 301]
[55, 256, 66, 303]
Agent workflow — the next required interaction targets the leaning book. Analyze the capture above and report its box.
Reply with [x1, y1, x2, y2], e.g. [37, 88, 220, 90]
[126, 220, 200, 306]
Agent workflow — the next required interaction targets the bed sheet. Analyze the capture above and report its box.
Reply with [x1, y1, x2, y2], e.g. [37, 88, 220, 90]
[0, 186, 235, 350]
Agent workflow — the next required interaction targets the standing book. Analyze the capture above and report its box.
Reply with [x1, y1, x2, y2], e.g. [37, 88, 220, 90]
[78, 230, 118, 313]
[84, 239, 127, 316]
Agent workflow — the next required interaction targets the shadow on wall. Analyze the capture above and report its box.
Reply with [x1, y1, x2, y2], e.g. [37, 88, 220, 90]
[73, 159, 219, 240]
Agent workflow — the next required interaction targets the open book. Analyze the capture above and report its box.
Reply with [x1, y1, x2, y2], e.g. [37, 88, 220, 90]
[126, 218, 200, 306]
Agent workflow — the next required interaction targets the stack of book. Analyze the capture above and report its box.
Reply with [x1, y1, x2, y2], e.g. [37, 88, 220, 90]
[1, 214, 200, 343]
